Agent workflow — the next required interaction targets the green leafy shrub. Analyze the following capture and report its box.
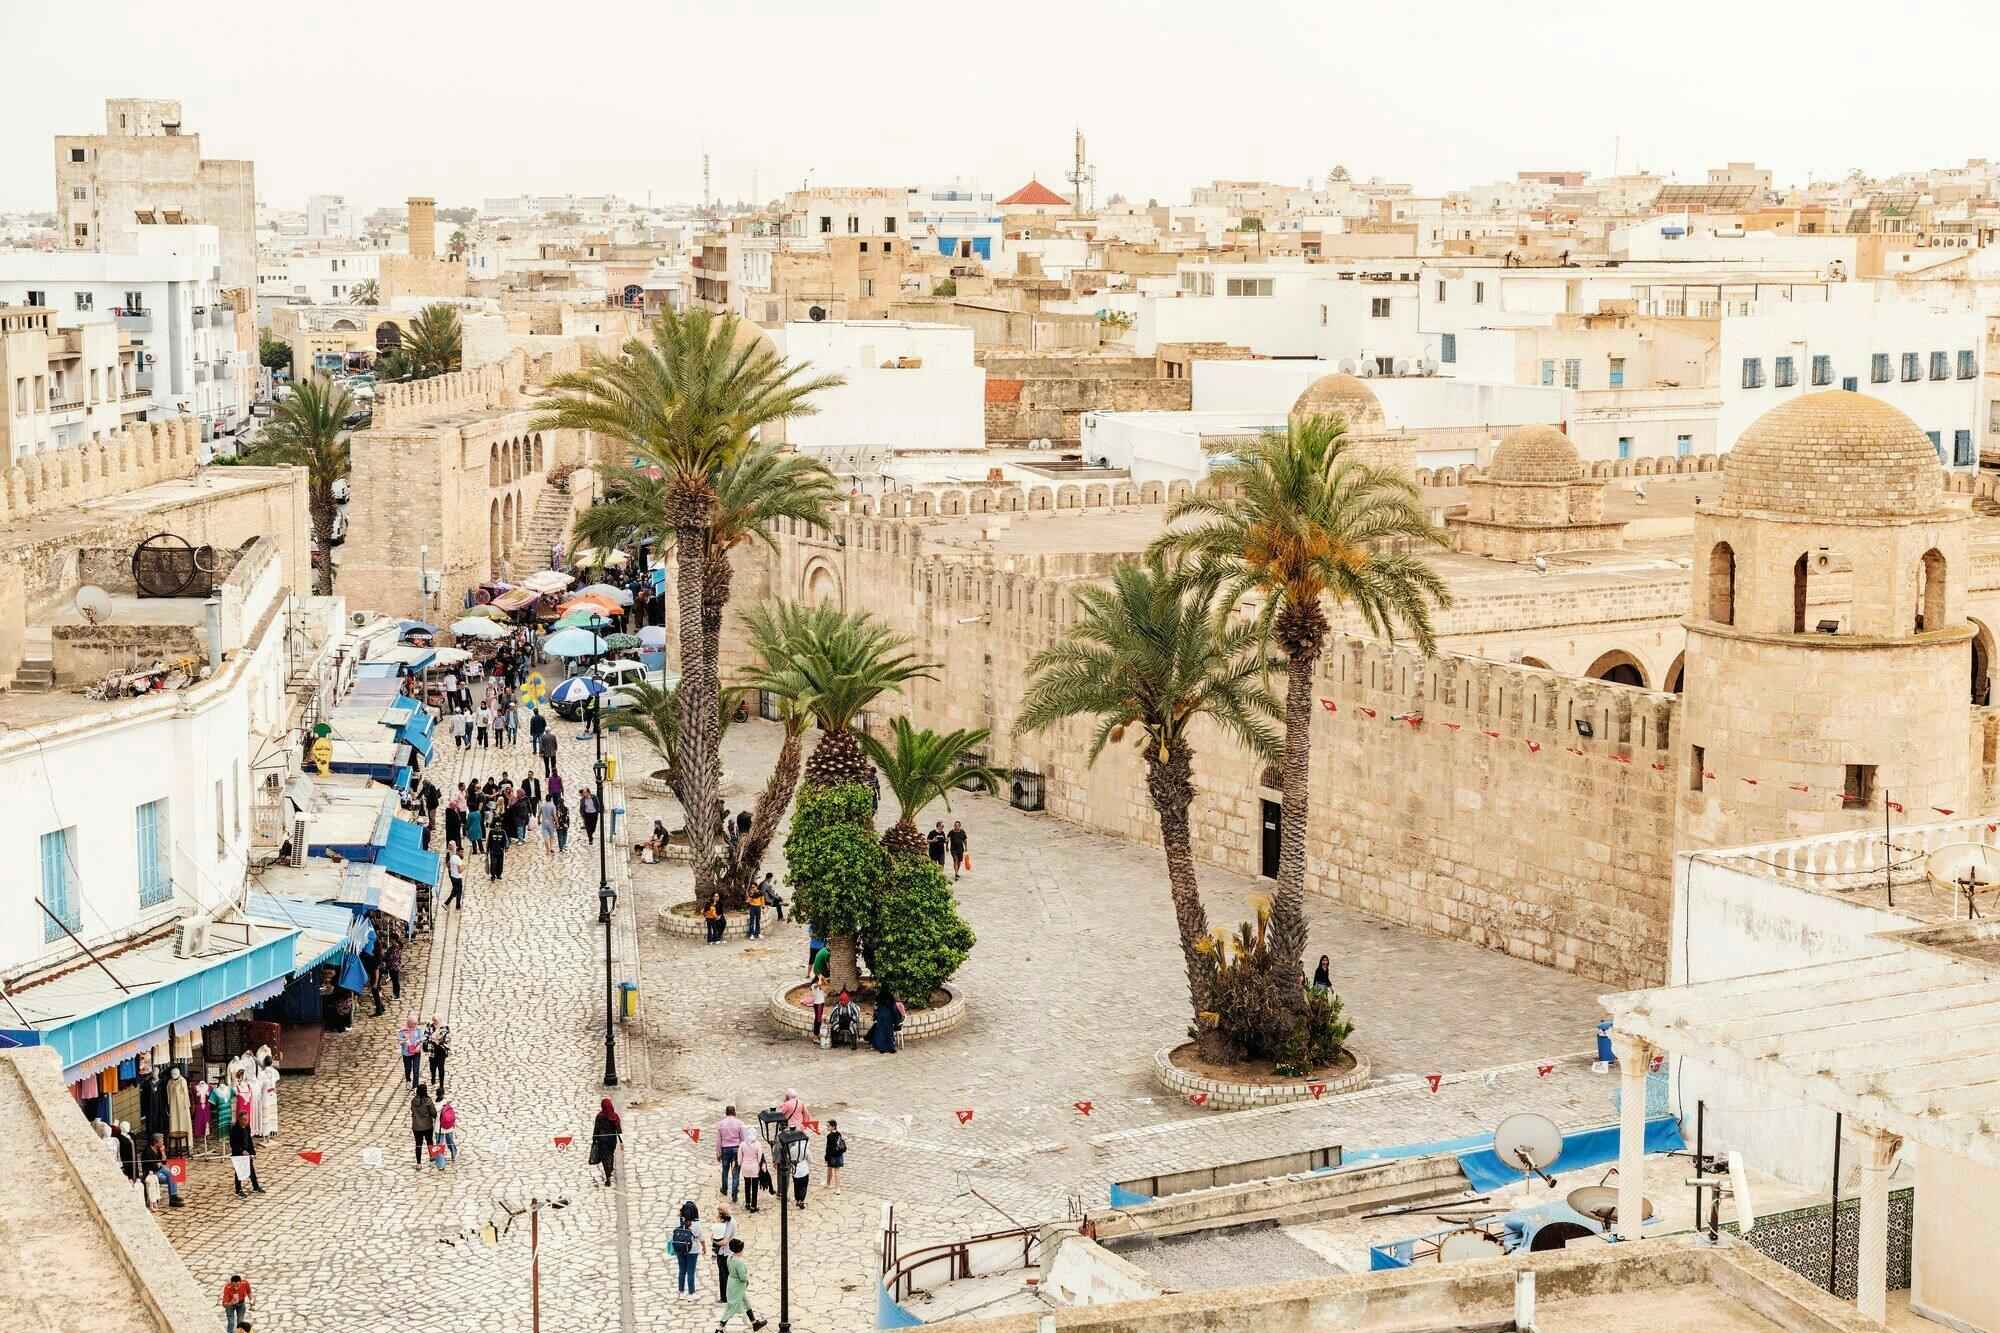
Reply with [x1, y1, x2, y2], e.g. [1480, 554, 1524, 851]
[784, 783, 883, 940]
[1200, 898, 1352, 1073]
[868, 856, 975, 1006]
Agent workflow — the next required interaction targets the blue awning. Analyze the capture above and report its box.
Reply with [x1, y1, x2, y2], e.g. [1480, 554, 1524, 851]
[396, 717, 435, 761]
[380, 818, 441, 889]
[246, 894, 369, 972]
[0, 927, 300, 1083]
[356, 661, 401, 679]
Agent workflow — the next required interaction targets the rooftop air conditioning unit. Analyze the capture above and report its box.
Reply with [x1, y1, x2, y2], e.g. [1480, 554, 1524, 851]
[1009, 769, 1045, 812]
[174, 917, 211, 959]
[350, 611, 369, 627]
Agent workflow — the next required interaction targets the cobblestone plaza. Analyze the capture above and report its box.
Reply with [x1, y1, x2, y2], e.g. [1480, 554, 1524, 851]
[157, 721, 1612, 1331]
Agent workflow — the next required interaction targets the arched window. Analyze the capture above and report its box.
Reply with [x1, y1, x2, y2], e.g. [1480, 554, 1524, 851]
[488, 444, 499, 487]
[1707, 542, 1734, 625]
[1919, 548, 1947, 633]
[1793, 553, 1809, 633]
[1586, 650, 1647, 688]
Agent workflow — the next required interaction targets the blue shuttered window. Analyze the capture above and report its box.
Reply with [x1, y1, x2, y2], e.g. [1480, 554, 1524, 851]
[41, 827, 78, 941]
[136, 799, 170, 907]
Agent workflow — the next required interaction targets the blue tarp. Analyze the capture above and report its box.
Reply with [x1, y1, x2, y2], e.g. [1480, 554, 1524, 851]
[1456, 1116, 1684, 1194]
[380, 818, 441, 888]
[396, 717, 435, 761]
[356, 661, 402, 679]
[1109, 1183, 1153, 1207]
[246, 894, 369, 971]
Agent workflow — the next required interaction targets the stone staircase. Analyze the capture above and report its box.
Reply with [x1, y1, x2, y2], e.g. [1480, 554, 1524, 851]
[11, 656, 55, 692]
[1975, 493, 2000, 518]
[525, 487, 574, 572]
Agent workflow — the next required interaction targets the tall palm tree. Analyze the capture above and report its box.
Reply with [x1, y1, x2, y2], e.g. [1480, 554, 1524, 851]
[720, 600, 830, 905]
[395, 304, 462, 380]
[1018, 554, 1279, 1054]
[859, 719, 1003, 858]
[1153, 414, 1450, 994]
[350, 279, 380, 306]
[704, 442, 843, 671]
[241, 375, 352, 596]
[535, 309, 842, 899]
[786, 610, 937, 792]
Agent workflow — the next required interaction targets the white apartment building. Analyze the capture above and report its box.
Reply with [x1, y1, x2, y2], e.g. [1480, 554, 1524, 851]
[1136, 259, 1427, 368]
[1718, 287, 1990, 466]
[258, 250, 381, 305]
[0, 225, 249, 435]
[306, 193, 361, 239]
[0, 305, 140, 464]
[783, 187, 909, 241]
[774, 320, 983, 453]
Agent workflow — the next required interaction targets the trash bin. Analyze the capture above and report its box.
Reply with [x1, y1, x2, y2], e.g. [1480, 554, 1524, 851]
[604, 754, 620, 783]
[617, 980, 638, 1022]
[1596, 1019, 1614, 1063]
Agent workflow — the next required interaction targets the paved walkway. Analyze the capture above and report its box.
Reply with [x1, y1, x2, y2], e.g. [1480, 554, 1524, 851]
[158, 717, 1613, 1332]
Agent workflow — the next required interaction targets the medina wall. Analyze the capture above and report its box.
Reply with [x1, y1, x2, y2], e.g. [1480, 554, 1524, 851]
[734, 507, 1680, 986]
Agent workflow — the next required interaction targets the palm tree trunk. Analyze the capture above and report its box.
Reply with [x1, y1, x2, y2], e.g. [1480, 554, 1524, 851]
[717, 722, 804, 910]
[1144, 744, 1226, 1060]
[826, 934, 861, 995]
[309, 498, 336, 597]
[1270, 601, 1326, 999]
[672, 520, 720, 898]
[701, 550, 731, 691]
[881, 819, 927, 860]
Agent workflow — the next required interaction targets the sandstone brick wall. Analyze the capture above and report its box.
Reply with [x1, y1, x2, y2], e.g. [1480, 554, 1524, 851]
[0, 416, 200, 526]
[736, 509, 1679, 986]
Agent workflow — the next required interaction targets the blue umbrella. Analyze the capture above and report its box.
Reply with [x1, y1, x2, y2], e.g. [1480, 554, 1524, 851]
[550, 676, 609, 706]
[541, 627, 607, 658]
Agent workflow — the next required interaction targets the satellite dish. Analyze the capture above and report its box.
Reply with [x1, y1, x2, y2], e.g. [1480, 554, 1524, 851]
[1566, 1184, 1654, 1229]
[1527, 1220, 1595, 1251]
[1336, 357, 1359, 375]
[1495, 1112, 1563, 1184]
[75, 585, 113, 625]
[808, 305, 827, 322]
[1393, 357, 1413, 376]
[1438, 1230, 1506, 1263]
[1727, 1151, 1757, 1233]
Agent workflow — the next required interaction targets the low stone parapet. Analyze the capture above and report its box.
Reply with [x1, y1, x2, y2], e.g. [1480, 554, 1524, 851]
[767, 979, 965, 1043]
[1152, 1042, 1370, 1110]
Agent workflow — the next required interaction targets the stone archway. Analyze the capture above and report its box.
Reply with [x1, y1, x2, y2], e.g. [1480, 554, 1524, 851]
[1664, 652, 1685, 693]
[1973, 618, 1995, 706]
[489, 443, 500, 487]
[1585, 649, 1648, 688]
[489, 499, 501, 574]
[502, 493, 515, 558]
[801, 556, 843, 609]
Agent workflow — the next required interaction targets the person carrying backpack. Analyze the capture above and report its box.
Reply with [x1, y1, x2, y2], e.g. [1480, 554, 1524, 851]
[669, 1216, 700, 1300]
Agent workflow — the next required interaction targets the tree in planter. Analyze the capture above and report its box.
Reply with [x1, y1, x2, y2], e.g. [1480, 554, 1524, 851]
[237, 375, 352, 596]
[859, 718, 1003, 859]
[538, 309, 842, 905]
[1155, 415, 1448, 1011]
[1201, 899, 1352, 1075]
[1017, 553, 1280, 1060]
[783, 783, 883, 995]
[867, 855, 975, 1007]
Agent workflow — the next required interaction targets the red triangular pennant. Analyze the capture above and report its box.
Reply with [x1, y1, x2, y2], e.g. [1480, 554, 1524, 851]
[1319, 698, 1337, 712]
[1524, 741, 1541, 753]
[1308, 1082, 1326, 1100]
[1651, 762, 1668, 772]
[1609, 754, 1630, 764]
[1424, 1073, 1442, 1092]
[1566, 747, 1585, 757]
[955, 1108, 974, 1125]
[1935, 807, 1956, 816]
[1358, 707, 1377, 719]
[803, 1118, 820, 1134]
[1650, 1054, 1665, 1073]
[1740, 776, 1759, 785]
[1888, 801, 1906, 814]
[297, 1150, 324, 1166]
[1537, 1063, 1554, 1078]
[553, 1136, 573, 1148]
[1483, 730, 1502, 738]
[1791, 784, 1810, 793]
[1442, 721, 1461, 731]
[682, 1127, 700, 1143]
[1188, 1092, 1208, 1105]
[1073, 1100, 1093, 1115]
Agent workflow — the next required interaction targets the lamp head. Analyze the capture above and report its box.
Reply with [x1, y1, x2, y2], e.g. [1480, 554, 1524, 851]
[597, 883, 617, 921]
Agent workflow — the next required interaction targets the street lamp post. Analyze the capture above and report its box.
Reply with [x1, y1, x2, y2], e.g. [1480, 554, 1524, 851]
[594, 694, 618, 1088]
[758, 1109, 804, 1333]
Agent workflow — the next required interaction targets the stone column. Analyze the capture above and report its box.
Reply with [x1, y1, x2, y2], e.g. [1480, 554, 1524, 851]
[1608, 1029, 1655, 1241]
[1849, 1123, 1903, 1326]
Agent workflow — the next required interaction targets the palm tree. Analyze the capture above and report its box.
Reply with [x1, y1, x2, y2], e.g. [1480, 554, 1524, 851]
[350, 279, 379, 306]
[1153, 414, 1450, 994]
[240, 375, 352, 596]
[1017, 554, 1280, 1055]
[535, 309, 842, 899]
[859, 719, 1003, 858]
[704, 442, 843, 673]
[448, 228, 469, 260]
[395, 304, 462, 380]
[720, 600, 829, 904]
[786, 609, 937, 792]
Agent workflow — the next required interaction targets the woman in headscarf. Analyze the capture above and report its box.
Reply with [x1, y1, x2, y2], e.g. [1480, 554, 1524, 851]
[589, 1097, 622, 1187]
[869, 986, 903, 1055]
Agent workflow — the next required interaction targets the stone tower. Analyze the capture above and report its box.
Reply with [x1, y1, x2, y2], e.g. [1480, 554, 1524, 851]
[1678, 390, 1970, 850]
[407, 196, 437, 262]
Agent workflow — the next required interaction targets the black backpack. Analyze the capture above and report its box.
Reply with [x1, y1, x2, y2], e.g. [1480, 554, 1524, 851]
[670, 1224, 695, 1256]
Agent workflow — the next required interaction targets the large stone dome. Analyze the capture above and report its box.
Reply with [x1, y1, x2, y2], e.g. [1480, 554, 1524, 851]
[1722, 390, 1943, 518]
[1489, 423, 1582, 483]
[1291, 373, 1386, 430]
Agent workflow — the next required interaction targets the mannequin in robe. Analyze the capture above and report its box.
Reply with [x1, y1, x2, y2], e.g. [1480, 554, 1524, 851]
[256, 1051, 280, 1138]
[191, 1078, 212, 1140]
[165, 1066, 192, 1155]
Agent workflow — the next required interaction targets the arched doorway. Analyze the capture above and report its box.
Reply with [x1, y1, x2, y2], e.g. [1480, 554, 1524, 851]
[1973, 618, 1994, 706]
[489, 499, 500, 573]
[1518, 655, 1553, 670]
[489, 444, 499, 487]
[1586, 649, 1648, 688]
[501, 493, 515, 558]
[801, 558, 842, 609]
[1664, 652, 1685, 693]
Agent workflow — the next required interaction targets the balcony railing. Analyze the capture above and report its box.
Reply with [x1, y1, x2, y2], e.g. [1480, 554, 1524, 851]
[121, 389, 149, 403]
[48, 398, 85, 417]
[115, 309, 152, 332]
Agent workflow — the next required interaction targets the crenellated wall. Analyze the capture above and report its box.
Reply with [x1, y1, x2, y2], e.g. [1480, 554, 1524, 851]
[733, 504, 1682, 985]
[0, 415, 200, 527]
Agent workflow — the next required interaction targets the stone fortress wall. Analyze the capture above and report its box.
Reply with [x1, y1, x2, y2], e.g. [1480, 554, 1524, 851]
[734, 502, 1681, 987]
[2, 416, 201, 526]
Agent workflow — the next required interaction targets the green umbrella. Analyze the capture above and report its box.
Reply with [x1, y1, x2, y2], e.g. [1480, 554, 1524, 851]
[603, 632, 642, 650]
[461, 604, 511, 621]
[553, 609, 610, 631]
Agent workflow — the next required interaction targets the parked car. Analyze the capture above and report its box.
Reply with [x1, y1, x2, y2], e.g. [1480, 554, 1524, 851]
[550, 659, 675, 720]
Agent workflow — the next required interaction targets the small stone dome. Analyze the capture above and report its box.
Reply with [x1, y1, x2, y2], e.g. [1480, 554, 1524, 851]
[1291, 373, 1386, 430]
[1722, 390, 1943, 519]
[1489, 423, 1582, 483]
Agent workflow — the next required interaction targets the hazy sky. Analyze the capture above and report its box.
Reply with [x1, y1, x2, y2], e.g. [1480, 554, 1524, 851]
[6, 1, 2000, 215]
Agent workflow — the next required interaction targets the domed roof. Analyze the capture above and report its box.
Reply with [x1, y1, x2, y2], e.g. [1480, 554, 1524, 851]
[1290, 373, 1385, 429]
[1489, 423, 1582, 483]
[1722, 390, 1943, 519]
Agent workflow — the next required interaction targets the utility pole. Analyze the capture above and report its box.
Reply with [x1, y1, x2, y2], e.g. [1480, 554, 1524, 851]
[1068, 127, 1094, 217]
[702, 151, 711, 214]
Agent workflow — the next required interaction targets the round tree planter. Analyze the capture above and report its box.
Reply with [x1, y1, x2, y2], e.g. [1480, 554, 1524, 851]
[640, 771, 679, 799]
[656, 902, 784, 941]
[1153, 1043, 1370, 1111]
[767, 980, 966, 1043]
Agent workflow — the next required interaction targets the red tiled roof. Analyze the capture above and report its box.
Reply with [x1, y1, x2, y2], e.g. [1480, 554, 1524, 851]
[1000, 179, 1070, 207]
